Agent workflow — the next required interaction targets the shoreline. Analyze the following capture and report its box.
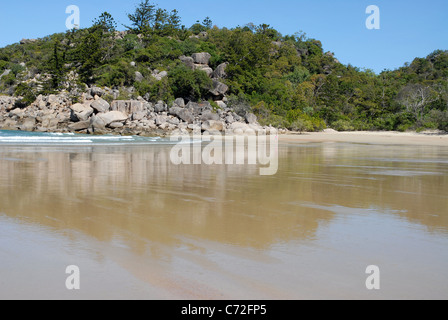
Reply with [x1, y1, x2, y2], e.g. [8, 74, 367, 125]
[2, 128, 448, 147]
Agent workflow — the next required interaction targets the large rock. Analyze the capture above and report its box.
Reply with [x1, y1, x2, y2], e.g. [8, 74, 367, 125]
[41, 115, 60, 130]
[155, 115, 168, 126]
[225, 114, 235, 124]
[97, 111, 128, 126]
[20, 118, 36, 131]
[230, 122, 250, 132]
[194, 64, 213, 77]
[10, 108, 25, 117]
[201, 110, 220, 121]
[69, 120, 91, 131]
[169, 106, 194, 124]
[111, 100, 150, 116]
[202, 120, 224, 132]
[132, 111, 147, 121]
[154, 101, 167, 113]
[179, 56, 195, 70]
[192, 52, 211, 65]
[90, 114, 107, 130]
[90, 87, 105, 97]
[0, 96, 18, 111]
[20, 38, 37, 45]
[215, 100, 227, 109]
[70, 103, 94, 122]
[135, 71, 144, 82]
[90, 98, 110, 113]
[109, 122, 124, 129]
[185, 101, 203, 116]
[48, 94, 60, 106]
[151, 70, 168, 81]
[245, 113, 258, 124]
[212, 63, 228, 79]
[1, 119, 18, 129]
[174, 98, 185, 108]
[209, 80, 229, 96]
[0, 69, 11, 79]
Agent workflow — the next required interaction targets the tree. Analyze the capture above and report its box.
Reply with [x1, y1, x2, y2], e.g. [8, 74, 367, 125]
[154, 8, 169, 34]
[49, 41, 64, 89]
[166, 9, 182, 35]
[190, 20, 207, 34]
[202, 17, 213, 29]
[397, 84, 438, 126]
[76, 26, 105, 84]
[93, 12, 117, 33]
[168, 64, 212, 100]
[126, 0, 156, 34]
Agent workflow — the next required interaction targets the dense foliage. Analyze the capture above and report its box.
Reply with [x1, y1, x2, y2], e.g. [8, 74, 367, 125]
[0, 1, 447, 131]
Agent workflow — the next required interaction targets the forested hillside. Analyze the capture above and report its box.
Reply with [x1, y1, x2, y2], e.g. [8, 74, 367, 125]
[0, 0, 447, 132]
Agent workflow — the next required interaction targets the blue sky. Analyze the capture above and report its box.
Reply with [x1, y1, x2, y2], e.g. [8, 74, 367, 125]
[0, 0, 447, 73]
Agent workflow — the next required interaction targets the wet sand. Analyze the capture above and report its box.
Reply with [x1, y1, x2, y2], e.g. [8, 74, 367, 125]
[1, 132, 448, 300]
[280, 131, 448, 146]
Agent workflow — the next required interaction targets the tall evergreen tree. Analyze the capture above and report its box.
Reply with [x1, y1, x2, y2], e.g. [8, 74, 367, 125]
[126, 0, 156, 34]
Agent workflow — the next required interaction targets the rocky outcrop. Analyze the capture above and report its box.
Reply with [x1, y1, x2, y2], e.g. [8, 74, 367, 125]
[70, 103, 94, 122]
[209, 80, 229, 97]
[90, 98, 110, 113]
[97, 111, 128, 127]
[20, 38, 37, 45]
[110, 100, 152, 116]
[180, 53, 228, 81]
[212, 63, 228, 79]
[0, 87, 276, 136]
[150, 70, 168, 81]
[179, 56, 195, 70]
[192, 52, 211, 65]
[0, 96, 18, 111]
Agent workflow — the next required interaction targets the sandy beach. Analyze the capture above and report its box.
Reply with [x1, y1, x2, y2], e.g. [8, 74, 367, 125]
[1, 130, 448, 299]
[279, 130, 448, 146]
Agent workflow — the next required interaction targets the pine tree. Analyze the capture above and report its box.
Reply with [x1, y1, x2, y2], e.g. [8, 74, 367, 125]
[126, 0, 156, 34]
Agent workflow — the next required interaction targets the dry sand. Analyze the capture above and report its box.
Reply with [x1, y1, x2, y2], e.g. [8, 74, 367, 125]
[279, 130, 448, 146]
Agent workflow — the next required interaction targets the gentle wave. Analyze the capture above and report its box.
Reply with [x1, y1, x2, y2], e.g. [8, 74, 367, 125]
[0, 130, 201, 146]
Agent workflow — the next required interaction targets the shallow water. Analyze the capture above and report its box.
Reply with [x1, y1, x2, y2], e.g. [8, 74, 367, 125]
[0, 130, 447, 299]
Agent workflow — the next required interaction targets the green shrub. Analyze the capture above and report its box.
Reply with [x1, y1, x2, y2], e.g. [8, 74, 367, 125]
[439, 112, 448, 132]
[1, 73, 16, 86]
[14, 82, 37, 106]
[428, 109, 448, 132]
[227, 94, 252, 117]
[397, 124, 413, 132]
[0, 60, 8, 71]
[289, 118, 314, 132]
[168, 64, 212, 100]
[284, 66, 310, 85]
[134, 79, 152, 97]
[372, 116, 395, 131]
[10, 64, 25, 76]
[331, 119, 355, 131]
[150, 77, 173, 102]
[259, 114, 289, 128]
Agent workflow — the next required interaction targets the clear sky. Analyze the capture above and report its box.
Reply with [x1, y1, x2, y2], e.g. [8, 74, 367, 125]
[0, 0, 447, 73]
